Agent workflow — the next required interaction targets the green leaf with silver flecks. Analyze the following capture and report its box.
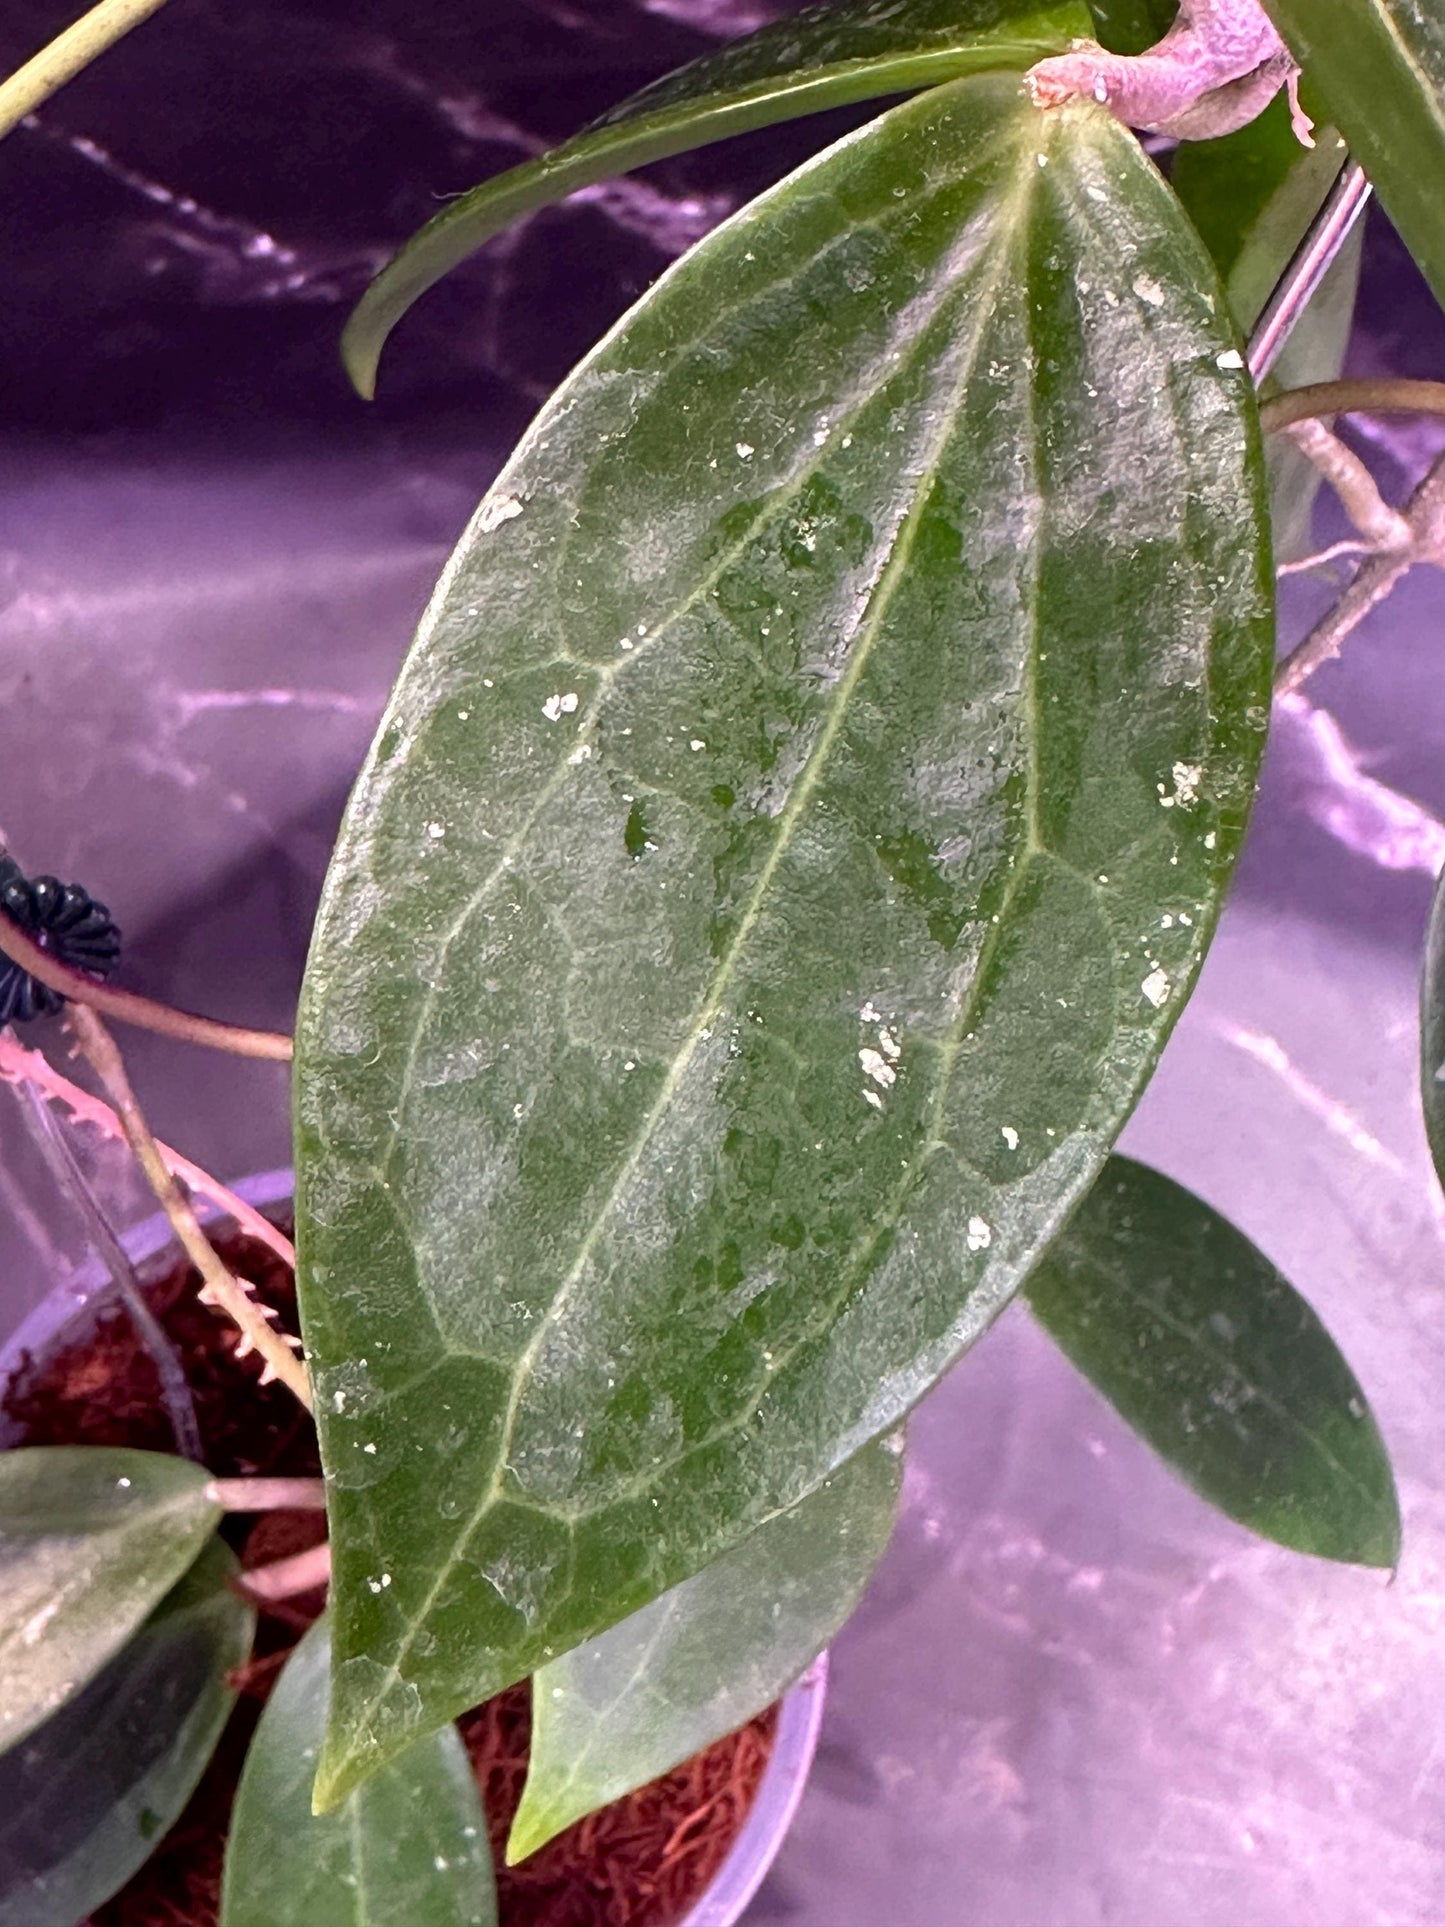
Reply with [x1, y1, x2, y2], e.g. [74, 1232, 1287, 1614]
[1421, 863, 1445, 1193]
[1026, 1157, 1401, 1567]
[509, 1434, 900, 1862]
[297, 73, 1274, 1806]
[1086, 0, 1174, 54]
[221, 1619, 494, 1927]
[1263, 0, 1445, 315]
[1170, 103, 1363, 562]
[0, 1537, 254, 1927]
[0, 1446, 221, 1757]
[341, 0, 1091, 397]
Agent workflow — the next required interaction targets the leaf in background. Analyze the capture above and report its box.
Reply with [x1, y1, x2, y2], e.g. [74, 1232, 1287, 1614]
[297, 74, 1274, 1805]
[1171, 100, 1347, 334]
[1026, 1157, 1401, 1567]
[509, 1435, 900, 1862]
[0, 1446, 220, 1755]
[0, 1537, 253, 1927]
[1263, 0, 1445, 314]
[1259, 219, 1364, 564]
[1421, 863, 1445, 1193]
[341, 0, 1091, 396]
[1086, 0, 1175, 54]
[221, 1619, 495, 1927]
[1170, 103, 1363, 562]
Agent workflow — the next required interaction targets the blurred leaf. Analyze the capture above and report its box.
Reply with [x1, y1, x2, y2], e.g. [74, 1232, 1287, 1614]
[1172, 104, 1363, 561]
[1421, 864, 1445, 1193]
[341, 0, 1090, 395]
[1086, 0, 1175, 54]
[1026, 1157, 1401, 1567]
[1171, 99, 1350, 334]
[509, 1435, 900, 1861]
[0, 1446, 220, 1756]
[0, 1538, 253, 1927]
[1263, 0, 1445, 313]
[297, 76, 1273, 1806]
[221, 1619, 494, 1927]
[1260, 217, 1364, 563]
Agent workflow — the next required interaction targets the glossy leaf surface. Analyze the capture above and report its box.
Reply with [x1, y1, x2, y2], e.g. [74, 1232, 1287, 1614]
[509, 1435, 900, 1861]
[341, 0, 1090, 395]
[0, 1538, 253, 1927]
[221, 1620, 494, 1927]
[0, 1446, 220, 1755]
[1027, 1157, 1400, 1566]
[1263, 0, 1445, 313]
[297, 75, 1274, 1804]
[1421, 862, 1445, 1192]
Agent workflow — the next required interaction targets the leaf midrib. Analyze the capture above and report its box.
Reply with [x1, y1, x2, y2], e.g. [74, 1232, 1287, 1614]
[369, 117, 1025, 1202]
[341, 121, 1038, 1749]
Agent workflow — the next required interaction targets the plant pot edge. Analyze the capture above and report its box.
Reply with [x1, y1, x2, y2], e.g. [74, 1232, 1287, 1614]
[0, 1165, 827, 1927]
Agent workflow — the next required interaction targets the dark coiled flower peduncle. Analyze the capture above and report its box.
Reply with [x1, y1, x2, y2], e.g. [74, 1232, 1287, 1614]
[0, 855, 122, 1025]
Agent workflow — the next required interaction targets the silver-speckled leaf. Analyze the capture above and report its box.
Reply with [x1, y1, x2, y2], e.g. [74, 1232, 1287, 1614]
[297, 75, 1273, 1804]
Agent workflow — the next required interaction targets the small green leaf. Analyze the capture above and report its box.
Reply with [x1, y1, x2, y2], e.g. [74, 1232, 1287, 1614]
[1026, 1157, 1401, 1567]
[297, 75, 1273, 1806]
[221, 1619, 495, 1927]
[0, 1446, 221, 1755]
[1263, 0, 1445, 314]
[341, 0, 1090, 396]
[1421, 864, 1445, 1192]
[0, 1537, 254, 1927]
[509, 1435, 900, 1862]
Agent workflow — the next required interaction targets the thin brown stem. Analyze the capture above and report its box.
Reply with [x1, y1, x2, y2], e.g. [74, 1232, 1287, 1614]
[1262, 380, 1445, 436]
[207, 1477, 326, 1512]
[0, 909, 292, 1060]
[239, 1541, 331, 1605]
[1274, 549, 1415, 695]
[65, 1005, 312, 1409]
[1274, 445, 1445, 695]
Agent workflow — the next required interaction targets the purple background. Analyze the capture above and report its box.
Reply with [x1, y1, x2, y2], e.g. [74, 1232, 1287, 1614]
[2, 3, 1444, 1920]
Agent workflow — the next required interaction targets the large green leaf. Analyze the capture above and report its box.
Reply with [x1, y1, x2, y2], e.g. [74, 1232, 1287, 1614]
[341, 0, 1090, 396]
[0, 1537, 253, 1927]
[221, 1619, 494, 1927]
[1421, 863, 1445, 1193]
[1027, 1157, 1400, 1566]
[1262, 0, 1445, 314]
[509, 1434, 900, 1862]
[297, 73, 1273, 1805]
[0, 1446, 221, 1756]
